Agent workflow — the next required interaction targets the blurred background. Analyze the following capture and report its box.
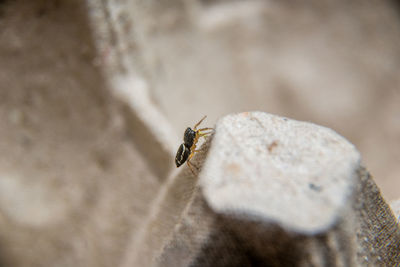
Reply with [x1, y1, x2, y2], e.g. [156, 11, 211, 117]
[127, 0, 400, 200]
[0, 0, 399, 266]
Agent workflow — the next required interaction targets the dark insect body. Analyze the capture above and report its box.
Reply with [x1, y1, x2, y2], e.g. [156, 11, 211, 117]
[175, 143, 190, 167]
[175, 116, 213, 174]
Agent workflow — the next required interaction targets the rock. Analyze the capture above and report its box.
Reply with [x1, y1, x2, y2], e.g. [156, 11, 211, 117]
[157, 112, 400, 266]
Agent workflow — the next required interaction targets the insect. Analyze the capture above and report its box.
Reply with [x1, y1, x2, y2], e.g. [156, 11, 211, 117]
[175, 115, 214, 174]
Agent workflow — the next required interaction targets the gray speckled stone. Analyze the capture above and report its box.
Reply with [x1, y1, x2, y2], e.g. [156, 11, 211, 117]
[200, 111, 360, 234]
[157, 112, 399, 266]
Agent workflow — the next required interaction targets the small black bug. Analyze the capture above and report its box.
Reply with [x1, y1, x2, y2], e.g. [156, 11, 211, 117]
[175, 116, 213, 174]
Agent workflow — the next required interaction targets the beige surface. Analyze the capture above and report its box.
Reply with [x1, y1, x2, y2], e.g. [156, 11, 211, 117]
[0, 1, 160, 266]
[391, 199, 400, 222]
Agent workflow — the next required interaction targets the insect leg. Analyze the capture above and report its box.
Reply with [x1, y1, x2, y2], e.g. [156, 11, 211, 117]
[193, 115, 207, 130]
[198, 129, 213, 138]
[197, 127, 214, 132]
[186, 149, 200, 175]
[187, 160, 196, 175]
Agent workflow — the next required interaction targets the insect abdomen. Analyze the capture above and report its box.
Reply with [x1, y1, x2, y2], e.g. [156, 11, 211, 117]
[175, 143, 190, 167]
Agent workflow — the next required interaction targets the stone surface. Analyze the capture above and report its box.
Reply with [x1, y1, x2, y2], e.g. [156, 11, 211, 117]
[157, 112, 400, 267]
[120, 136, 213, 267]
[200, 112, 360, 234]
